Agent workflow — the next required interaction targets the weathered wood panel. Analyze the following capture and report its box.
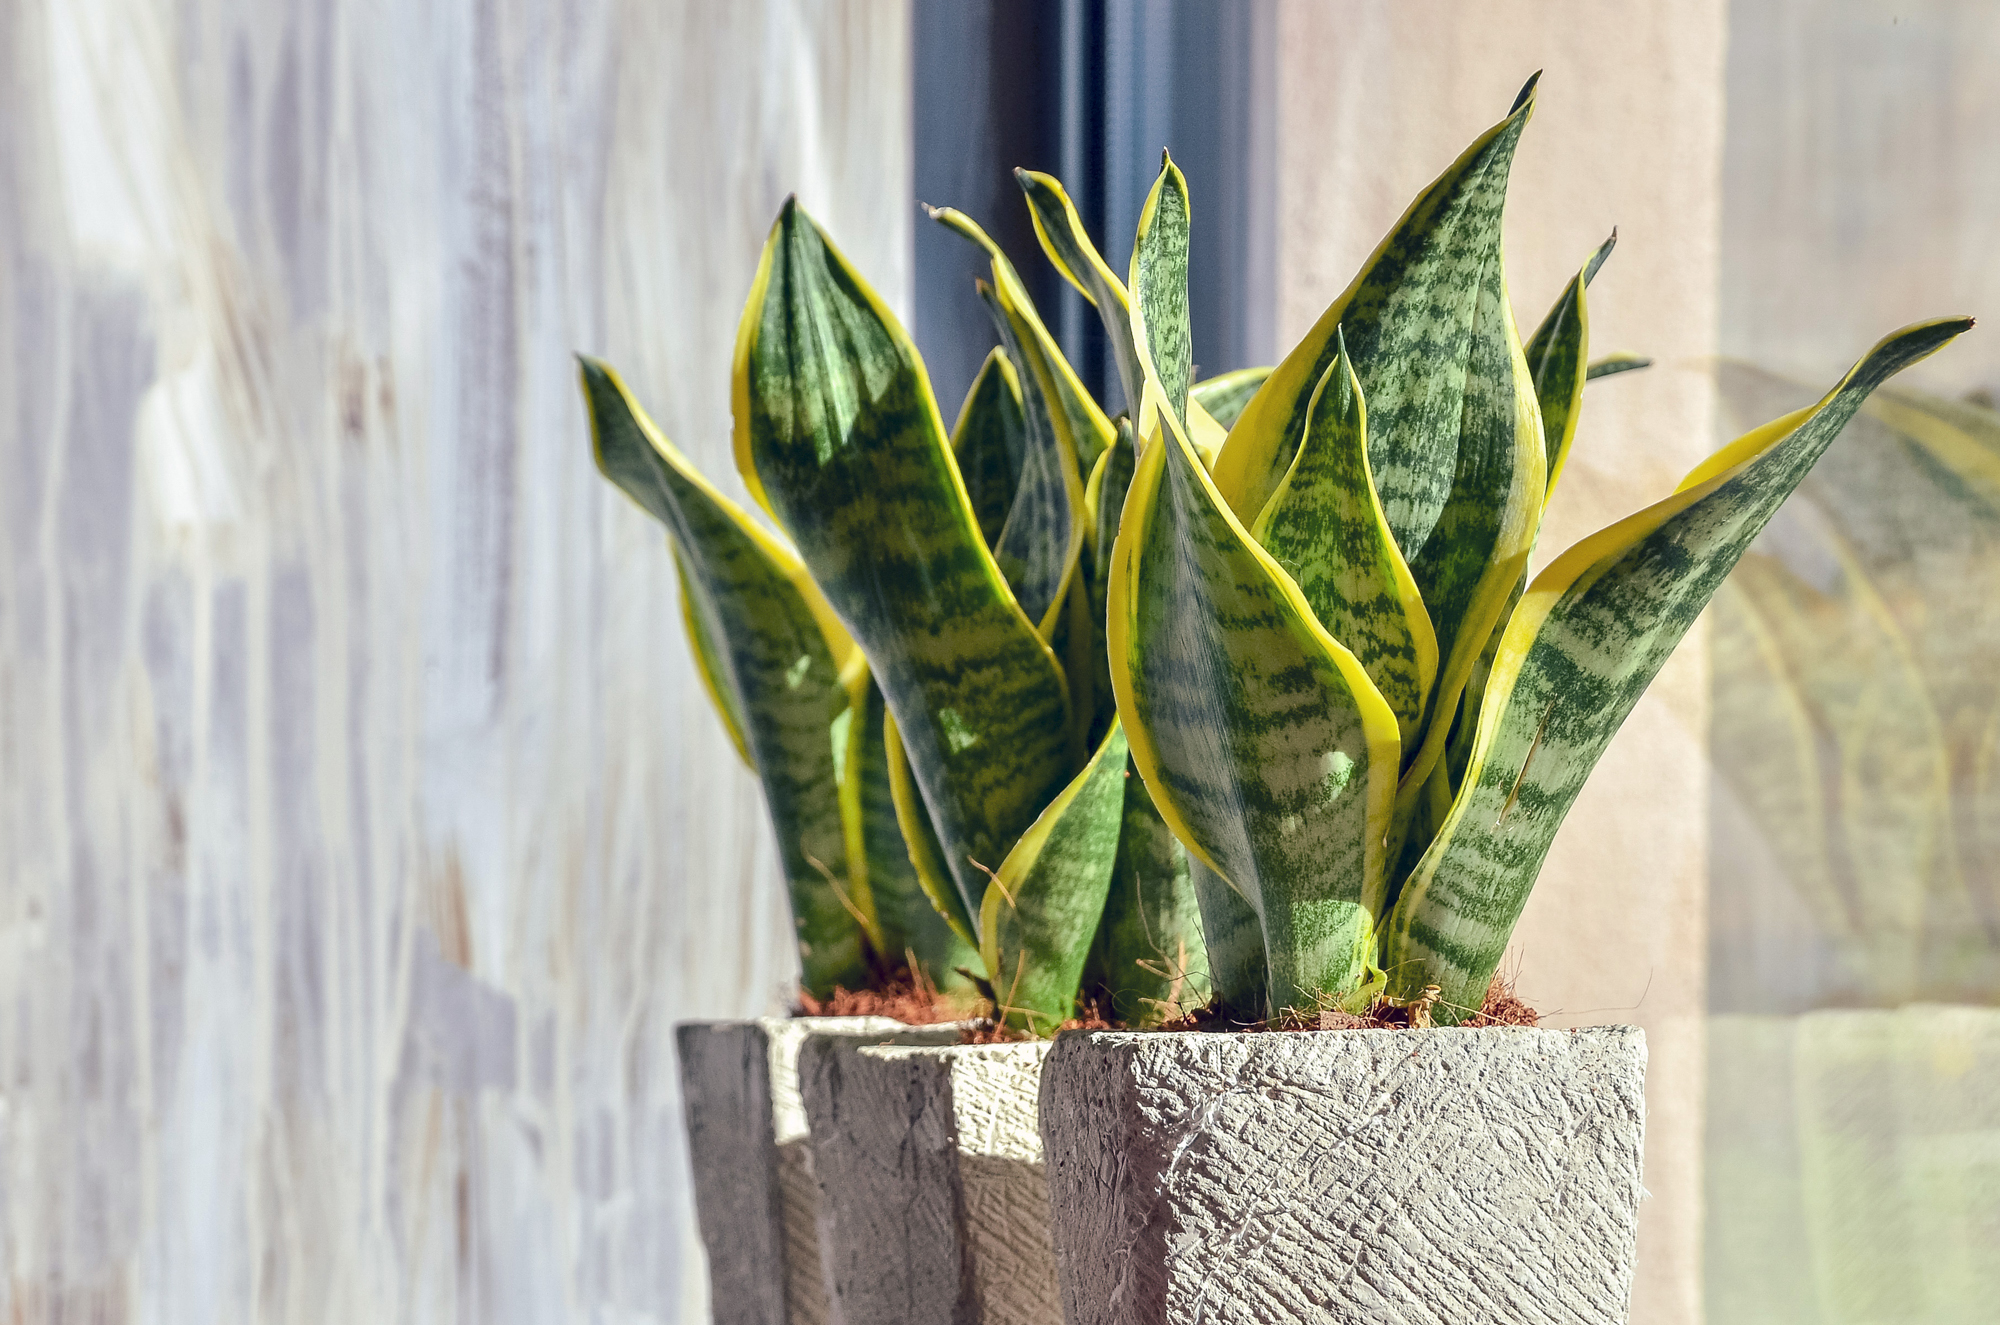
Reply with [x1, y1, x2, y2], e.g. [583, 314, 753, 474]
[0, 1, 910, 1320]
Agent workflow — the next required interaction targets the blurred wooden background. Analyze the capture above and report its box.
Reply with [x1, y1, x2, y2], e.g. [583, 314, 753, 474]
[0, 1, 907, 1319]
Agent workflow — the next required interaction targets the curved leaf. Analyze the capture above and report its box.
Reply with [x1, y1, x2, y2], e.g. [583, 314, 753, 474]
[733, 198, 1076, 928]
[1382, 316, 1973, 1016]
[980, 721, 1131, 1035]
[581, 355, 873, 995]
[882, 710, 979, 951]
[1190, 367, 1272, 431]
[952, 347, 1029, 549]
[1189, 857, 1269, 1023]
[673, 544, 753, 766]
[929, 205, 1116, 475]
[1088, 766, 1212, 1027]
[1213, 76, 1540, 538]
[1016, 167, 1145, 416]
[846, 675, 983, 994]
[1526, 232, 1613, 500]
[1586, 354, 1653, 381]
[1128, 152, 1194, 435]
[1253, 329, 1439, 748]
[1109, 384, 1402, 1011]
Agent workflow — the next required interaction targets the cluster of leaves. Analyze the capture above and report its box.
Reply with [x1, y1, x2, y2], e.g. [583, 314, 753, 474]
[585, 73, 1969, 1031]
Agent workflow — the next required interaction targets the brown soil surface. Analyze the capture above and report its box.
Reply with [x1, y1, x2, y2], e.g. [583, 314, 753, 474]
[794, 968, 973, 1026]
[1160, 974, 1540, 1033]
[959, 996, 1110, 1044]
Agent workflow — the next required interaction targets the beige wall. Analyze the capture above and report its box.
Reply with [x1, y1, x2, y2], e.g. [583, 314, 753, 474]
[1272, 5, 1729, 1322]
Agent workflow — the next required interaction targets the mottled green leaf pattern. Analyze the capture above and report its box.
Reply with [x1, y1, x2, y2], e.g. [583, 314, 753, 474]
[1017, 167, 1146, 416]
[734, 198, 1075, 928]
[1128, 153, 1194, 432]
[1586, 354, 1653, 382]
[673, 544, 753, 767]
[1525, 233, 1612, 499]
[848, 677, 983, 994]
[980, 721, 1131, 1034]
[1253, 330, 1439, 748]
[952, 347, 1029, 549]
[1383, 317, 1973, 1017]
[1213, 77, 1538, 540]
[1189, 857, 1268, 1023]
[581, 355, 871, 996]
[1109, 388, 1402, 1010]
[1190, 367, 1272, 431]
[929, 205, 1115, 474]
[882, 708, 979, 949]
[1087, 763, 1212, 1026]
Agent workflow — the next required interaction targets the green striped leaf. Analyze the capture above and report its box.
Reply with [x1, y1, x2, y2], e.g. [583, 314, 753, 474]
[1526, 232, 1613, 499]
[581, 356, 873, 996]
[1213, 76, 1540, 539]
[929, 206, 1116, 475]
[952, 348, 1029, 550]
[733, 197, 1077, 931]
[980, 721, 1131, 1035]
[1016, 167, 1146, 416]
[1586, 354, 1653, 381]
[1252, 329, 1440, 749]
[1189, 857, 1269, 1023]
[882, 710, 979, 950]
[845, 675, 983, 996]
[1190, 367, 1272, 431]
[1128, 152, 1194, 434]
[1382, 316, 1974, 1017]
[1087, 764, 1212, 1026]
[973, 279, 1084, 638]
[673, 544, 753, 767]
[1109, 383, 1403, 1011]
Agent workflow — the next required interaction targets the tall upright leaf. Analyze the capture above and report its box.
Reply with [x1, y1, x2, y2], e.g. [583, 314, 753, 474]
[1128, 152, 1194, 433]
[1253, 330, 1439, 748]
[980, 722, 1131, 1034]
[581, 356, 873, 995]
[1087, 761, 1212, 1027]
[1213, 75, 1540, 538]
[952, 347, 1029, 549]
[734, 198, 1076, 928]
[1382, 317, 1973, 1017]
[1017, 167, 1146, 416]
[1526, 232, 1615, 499]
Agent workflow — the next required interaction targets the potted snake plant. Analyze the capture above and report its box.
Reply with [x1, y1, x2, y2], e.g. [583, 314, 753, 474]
[1039, 75, 1970, 1325]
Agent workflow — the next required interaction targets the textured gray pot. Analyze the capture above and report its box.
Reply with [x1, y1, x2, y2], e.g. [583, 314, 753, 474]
[676, 1017, 963, 1325]
[801, 1039, 1060, 1325]
[1039, 1026, 1647, 1325]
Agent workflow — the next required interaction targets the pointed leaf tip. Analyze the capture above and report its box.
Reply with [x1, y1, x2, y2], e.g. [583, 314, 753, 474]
[1584, 230, 1617, 286]
[1511, 71, 1542, 114]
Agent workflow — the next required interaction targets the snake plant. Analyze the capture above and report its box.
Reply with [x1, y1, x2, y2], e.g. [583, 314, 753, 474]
[1107, 74, 1973, 1022]
[582, 159, 1272, 1030]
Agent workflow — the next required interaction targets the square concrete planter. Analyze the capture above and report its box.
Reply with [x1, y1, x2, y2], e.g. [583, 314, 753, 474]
[1039, 1026, 1647, 1325]
[677, 1017, 963, 1325]
[801, 1039, 1060, 1325]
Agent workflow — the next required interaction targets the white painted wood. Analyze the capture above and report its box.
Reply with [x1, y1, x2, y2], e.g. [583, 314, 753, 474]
[0, 1, 910, 1320]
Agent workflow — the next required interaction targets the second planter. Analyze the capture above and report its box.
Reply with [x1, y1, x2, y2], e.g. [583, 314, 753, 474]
[802, 1039, 1059, 1325]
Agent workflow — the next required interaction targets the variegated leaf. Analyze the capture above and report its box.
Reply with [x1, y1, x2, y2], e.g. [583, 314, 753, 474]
[1190, 367, 1272, 431]
[844, 676, 983, 996]
[980, 721, 1131, 1035]
[1526, 232, 1614, 499]
[1253, 329, 1439, 748]
[1087, 763, 1212, 1027]
[1189, 857, 1269, 1023]
[929, 205, 1116, 475]
[1213, 76, 1540, 539]
[1586, 354, 1653, 381]
[974, 279, 1083, 637]
[581, 355, 873, 995]
[1109, 384, 1402, 1010]
[952, 347, 1029, 550]
[1016, 167, 1146, 416]
[1382, 316, 1973, 1017]
[734, 198, 1076, 929]
[882, 710, 979, 950]
[1128, 152, 1194, 434]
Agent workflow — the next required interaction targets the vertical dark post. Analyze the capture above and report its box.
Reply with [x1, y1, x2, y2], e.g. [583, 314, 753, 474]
[912, 0, 1273, 424]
